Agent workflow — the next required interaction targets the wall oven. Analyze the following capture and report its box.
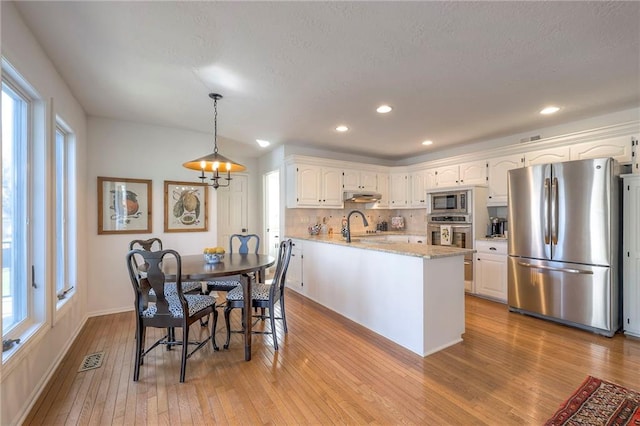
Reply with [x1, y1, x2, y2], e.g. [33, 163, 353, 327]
[427, 218, 473, 286]
[429, 190, 469, 214]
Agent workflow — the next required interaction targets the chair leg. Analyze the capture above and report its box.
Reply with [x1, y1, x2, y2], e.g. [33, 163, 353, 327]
[269, 307, 278, 351]
[133, 322, 144, 381]
[180, 324, 189, 383]
[211, 310, 219, 351]
[223, 305, 232, 350]
[280, 297, 288, 334]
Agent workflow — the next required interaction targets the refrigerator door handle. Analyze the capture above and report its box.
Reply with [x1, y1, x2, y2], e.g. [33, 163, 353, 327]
[544, 177, 551, 244]
[551, 177, 558, 245]
[517, 261, 594, 275]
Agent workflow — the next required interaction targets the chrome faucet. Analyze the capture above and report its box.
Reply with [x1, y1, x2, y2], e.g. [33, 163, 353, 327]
[346, 210, 369, 243]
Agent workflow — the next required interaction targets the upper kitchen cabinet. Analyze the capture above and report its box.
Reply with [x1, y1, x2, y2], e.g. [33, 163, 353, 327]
[410, 170, 429, 207]
[286, 163, 343, 208]
[524, 146, 570, 166]
[343, 169, 378, 191]
[570, 135, 634, 164]
[374, 172, 390, 208]
[487, 154, 524, 206]
[433, 160, 487, 188]
[389, 172, 409, 208]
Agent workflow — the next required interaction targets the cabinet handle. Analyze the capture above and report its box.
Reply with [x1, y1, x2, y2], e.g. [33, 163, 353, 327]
[490, 247, 497, 251]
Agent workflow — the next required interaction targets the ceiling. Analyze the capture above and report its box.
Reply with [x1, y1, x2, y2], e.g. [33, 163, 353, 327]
[12, 1, 640, 161]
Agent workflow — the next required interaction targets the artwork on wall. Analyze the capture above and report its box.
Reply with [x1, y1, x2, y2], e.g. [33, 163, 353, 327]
[164, 180, 209, 232]
[97, 177, 152, 234]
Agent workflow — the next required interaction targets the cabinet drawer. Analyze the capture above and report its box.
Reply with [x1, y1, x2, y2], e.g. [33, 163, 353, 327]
[475, 240, 507, 255]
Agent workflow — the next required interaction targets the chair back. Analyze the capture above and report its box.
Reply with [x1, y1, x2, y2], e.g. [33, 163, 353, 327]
[126, 248, 186, 317]
[269, 239, 293, 303]
[230, 233, 260, 254]
[129, 238, 163, 276]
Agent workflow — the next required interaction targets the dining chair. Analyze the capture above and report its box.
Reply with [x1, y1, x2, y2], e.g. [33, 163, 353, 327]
[126, 248, 218, 383]
[129, 238, 202, 297]
[204, 233, 261, 293]
[222, 239, 293, 350]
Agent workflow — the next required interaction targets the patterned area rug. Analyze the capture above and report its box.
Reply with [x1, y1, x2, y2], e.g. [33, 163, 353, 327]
[545, 376, 640, 425]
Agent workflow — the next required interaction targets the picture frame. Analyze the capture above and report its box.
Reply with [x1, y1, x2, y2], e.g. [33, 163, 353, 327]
[164, 180, 209, 232]
[97, 177, 152, 235]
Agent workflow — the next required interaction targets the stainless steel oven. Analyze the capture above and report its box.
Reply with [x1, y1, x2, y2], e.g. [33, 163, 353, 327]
[428, 190, 469, 214]
[427, 219, 473, 285]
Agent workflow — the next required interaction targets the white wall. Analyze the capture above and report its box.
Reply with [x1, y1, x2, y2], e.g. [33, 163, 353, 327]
[1, 2, 88, 424]
[86, 117, 260, 315]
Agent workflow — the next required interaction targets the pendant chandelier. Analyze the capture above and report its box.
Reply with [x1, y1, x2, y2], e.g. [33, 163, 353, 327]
[183, 93, 245, 188]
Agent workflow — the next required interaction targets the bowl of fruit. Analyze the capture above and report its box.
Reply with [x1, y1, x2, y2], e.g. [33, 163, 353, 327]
[203, 247, 225, 264]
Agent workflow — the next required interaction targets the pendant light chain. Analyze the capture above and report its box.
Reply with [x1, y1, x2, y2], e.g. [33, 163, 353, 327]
[213, 95, 219, 154]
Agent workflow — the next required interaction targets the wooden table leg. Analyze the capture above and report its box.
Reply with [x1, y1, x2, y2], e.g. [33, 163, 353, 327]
[242, 273, 252, 361]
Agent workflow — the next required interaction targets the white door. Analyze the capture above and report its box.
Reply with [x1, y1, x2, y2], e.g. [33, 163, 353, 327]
[217, 174, 248, 251]
[264, 170, 280, 260]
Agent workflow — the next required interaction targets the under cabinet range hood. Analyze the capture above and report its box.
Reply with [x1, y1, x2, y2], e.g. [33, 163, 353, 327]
[343, 191, 382, 203]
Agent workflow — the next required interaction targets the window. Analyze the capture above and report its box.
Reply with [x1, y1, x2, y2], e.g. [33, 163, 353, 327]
[54, 121, 76, 303]
[2, 79, 30, 336]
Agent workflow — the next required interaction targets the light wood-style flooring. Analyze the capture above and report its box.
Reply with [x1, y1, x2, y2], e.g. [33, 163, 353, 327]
[25, 292, 640, 425]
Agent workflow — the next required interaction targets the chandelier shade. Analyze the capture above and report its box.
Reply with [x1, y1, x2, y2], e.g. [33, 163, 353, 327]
[183, 93, 245, 188]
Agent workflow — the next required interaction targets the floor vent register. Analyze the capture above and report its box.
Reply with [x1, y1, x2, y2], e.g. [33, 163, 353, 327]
[78, 351, 105, 372]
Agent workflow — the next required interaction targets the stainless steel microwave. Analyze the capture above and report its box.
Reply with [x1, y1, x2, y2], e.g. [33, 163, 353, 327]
[429, 190, 469, 214]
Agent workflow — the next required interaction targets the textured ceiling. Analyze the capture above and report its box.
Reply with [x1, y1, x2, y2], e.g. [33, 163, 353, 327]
[12, 1, 640, 161]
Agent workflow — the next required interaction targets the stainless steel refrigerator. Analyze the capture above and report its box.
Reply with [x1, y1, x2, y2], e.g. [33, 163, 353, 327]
[507, 157, 621, 336]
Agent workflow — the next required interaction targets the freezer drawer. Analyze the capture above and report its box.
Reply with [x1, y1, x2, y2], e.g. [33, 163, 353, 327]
[507, 256, 618, 335]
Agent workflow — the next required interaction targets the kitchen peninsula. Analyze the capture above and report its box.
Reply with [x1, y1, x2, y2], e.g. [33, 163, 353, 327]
[286, 234, 474, 356]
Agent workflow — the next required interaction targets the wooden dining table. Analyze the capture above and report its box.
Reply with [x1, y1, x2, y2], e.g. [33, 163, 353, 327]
[162, 253, 275, 361]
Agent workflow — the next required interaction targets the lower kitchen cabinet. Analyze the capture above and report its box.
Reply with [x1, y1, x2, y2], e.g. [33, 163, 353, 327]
[474, 239, 507, 302]
[285, 239, 306, 295]
[623, 175, 640, 337]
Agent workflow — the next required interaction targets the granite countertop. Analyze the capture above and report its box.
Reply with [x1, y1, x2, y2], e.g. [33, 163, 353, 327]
[287, 233, 474, 259]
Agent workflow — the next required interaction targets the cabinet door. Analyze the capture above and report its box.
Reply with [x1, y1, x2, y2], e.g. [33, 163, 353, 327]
[389, 173, 409, 207]
[342, 170, 360, 191]
[296, 165, 322, 206]
[487, 154, 523, 205]
[375, 173, 390, 208]
[410, 171, 428, 207]
[570, 136, 633, 163]
[435, 165, 459, 187]
[286, 240, 305, 295]
[475, 252, 507, 302]
[459, 161, 487, 186]
[321, 167, 343, 207]
[623, 177, 640, 337]
[360, 171, 378, 191]
[425, 168, 437, 190]
[525, 146, 570, 166]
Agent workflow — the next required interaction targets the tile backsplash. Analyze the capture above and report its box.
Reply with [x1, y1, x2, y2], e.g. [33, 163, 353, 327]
[285, 205, 428, 236]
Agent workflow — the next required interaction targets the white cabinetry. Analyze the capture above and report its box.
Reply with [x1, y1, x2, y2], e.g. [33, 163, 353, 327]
[389, 173, 409, 208]
[524, 146, 570, 166]
[374, 173, 390, 208]
[286, 164, 343, 208]
[623, 175, 640, 337]
[474, 240, 507, 302]
[433, 161, 487, 188]
[487, 154, 523, 206]
[286, 239, 305, 296]
[570, 136, 634, 163]
[343, 170, 378, 191]
[410, 171, 428, 207]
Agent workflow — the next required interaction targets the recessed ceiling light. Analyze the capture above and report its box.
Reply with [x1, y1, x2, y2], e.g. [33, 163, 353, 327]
[422, 140, 433, 146]
[376, 105, 392, 114]
[256, 139, 270, 148]
[336, 125, 349, 132]
[540, 106, 560, 115]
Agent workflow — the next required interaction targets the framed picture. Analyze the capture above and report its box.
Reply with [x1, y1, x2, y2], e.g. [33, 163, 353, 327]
[164, 181, 209, 232]
[97, 177, 152, 234]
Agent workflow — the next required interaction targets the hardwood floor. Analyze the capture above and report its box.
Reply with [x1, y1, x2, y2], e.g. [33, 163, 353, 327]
[25, 292, 640, 425]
